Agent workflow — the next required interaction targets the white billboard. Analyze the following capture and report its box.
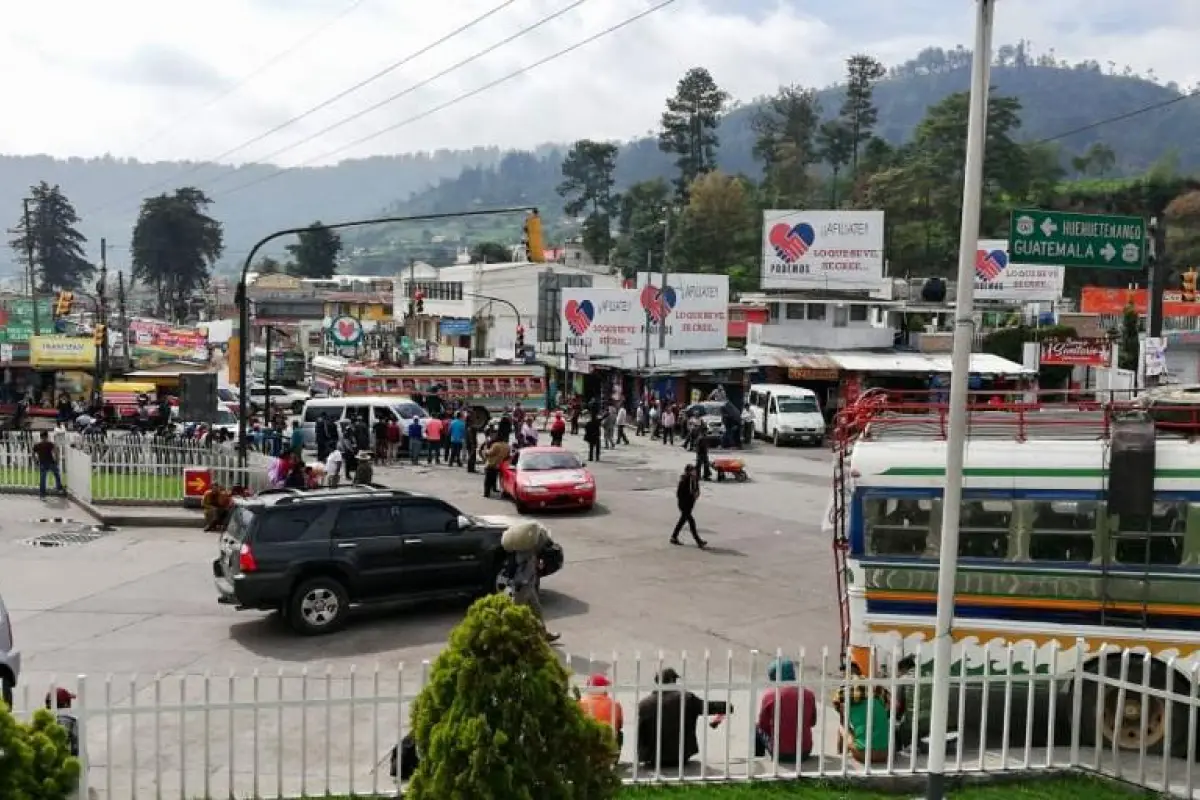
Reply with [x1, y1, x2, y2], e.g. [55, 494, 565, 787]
[561, 288, 642, 358]
[635, 272, 729, 351]
[975, 239, 1064, 302]
[762, 210, 885, 291]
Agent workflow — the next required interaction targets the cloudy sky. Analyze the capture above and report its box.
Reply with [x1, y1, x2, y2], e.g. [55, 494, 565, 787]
[3, 0, 1199, 167]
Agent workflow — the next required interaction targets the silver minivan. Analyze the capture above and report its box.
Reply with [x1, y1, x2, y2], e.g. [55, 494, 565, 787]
[0, 591, 19, 708]
[300, 396, 430, 448]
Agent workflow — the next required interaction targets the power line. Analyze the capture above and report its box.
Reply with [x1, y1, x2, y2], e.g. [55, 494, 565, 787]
[119, 0, 370, 158]
[213, 0, 679, 201]
[87, 0, 521, 215]
[1033, 90, 1199, 145]
[201, 0, 595, 187]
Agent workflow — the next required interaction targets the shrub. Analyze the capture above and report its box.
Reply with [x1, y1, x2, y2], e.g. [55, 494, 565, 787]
[0, 705, 81, 800]
[407, 593, 620, 799]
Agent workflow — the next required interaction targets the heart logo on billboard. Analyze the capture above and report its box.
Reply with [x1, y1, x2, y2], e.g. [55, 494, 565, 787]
[328, 315, 363, 345]
[975, 249, 1009, 281]
[768, 222, 815, 264]
[337, 320, 356, 339]
[564, 299, 595, 335]
[640, 284, 677, 324]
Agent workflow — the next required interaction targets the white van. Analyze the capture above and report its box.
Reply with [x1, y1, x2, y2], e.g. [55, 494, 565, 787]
[300, 396, 429, 449]
[748, 384, 826, 447]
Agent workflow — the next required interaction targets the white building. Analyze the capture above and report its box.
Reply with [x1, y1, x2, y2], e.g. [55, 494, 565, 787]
[739, 291, 898, 350]
[394, 261, 618, 361]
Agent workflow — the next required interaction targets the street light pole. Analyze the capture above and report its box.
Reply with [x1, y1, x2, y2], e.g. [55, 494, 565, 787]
[236, 207, 533, 462]
[925, 3, 995, 799]
[22, 199, 39, 335]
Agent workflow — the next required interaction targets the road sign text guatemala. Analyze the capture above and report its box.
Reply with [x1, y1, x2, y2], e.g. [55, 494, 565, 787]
[1008, 209, 1146, 270]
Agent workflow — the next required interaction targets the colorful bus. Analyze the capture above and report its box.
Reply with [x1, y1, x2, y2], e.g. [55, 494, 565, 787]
[309, 356, 546, 412]
[831, 393, 1200, 755]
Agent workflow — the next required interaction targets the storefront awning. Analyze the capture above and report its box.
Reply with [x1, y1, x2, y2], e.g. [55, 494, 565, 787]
[772, 352, 841, 381]
[829, 351, 1032, 376]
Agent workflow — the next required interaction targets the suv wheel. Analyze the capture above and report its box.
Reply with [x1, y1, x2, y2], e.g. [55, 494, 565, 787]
[288, 577, 350, 635]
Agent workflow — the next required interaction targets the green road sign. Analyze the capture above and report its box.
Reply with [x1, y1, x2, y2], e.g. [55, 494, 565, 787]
[1008, 208, 1146, 269]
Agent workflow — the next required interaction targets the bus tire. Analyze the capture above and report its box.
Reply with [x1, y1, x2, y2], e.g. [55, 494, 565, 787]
[1080, 655, 1190, 757]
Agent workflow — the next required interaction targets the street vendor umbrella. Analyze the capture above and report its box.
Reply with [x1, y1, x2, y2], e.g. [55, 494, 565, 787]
[501, 520, 549, 552]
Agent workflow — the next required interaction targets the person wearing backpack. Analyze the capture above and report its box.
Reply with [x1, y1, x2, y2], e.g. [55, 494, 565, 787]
[833, 661, 897, 764]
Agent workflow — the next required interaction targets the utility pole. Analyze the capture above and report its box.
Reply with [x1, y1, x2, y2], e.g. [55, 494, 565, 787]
[642, 249, 653, 370]
[22, 199, 39, 335]
[97, 238, 109, 384]
[407, 258, 417, 364]
[117, 272, 130, 364]
[658, 211, 671, 349]
[925, 3, 994, 799]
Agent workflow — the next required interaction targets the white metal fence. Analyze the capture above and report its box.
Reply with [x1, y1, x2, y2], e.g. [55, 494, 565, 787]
[6, 641, 1199, 799]
[0, 431, 273, 503]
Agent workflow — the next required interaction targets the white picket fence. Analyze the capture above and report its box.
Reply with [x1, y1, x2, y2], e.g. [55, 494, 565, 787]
[0, 432, 274, 503]
[6, 642, 1199, 799]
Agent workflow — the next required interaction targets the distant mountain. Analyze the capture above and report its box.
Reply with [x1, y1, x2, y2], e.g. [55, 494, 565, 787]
[354, 62, 1200, 256]
[2, 55, 1196, 279]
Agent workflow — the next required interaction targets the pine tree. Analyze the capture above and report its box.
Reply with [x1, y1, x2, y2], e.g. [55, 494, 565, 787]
[131, 187, 223, 322]
[840, 54, 887, 180]
[8, 182, 94, 291]
[658, 67, 728, 201]
[407, 594, 619, 798]
[286, 221, 342, 279]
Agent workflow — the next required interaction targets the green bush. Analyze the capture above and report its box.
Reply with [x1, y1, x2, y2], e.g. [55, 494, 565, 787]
[0, 705, 82, 800]
[407, 593, 620, 800]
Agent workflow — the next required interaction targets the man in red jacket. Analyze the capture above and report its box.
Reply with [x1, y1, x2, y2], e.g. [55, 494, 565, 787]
[756, 658, 817, 762]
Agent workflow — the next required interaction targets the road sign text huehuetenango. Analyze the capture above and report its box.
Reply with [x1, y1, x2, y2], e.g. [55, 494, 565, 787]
[1008, 209, 1146, 269]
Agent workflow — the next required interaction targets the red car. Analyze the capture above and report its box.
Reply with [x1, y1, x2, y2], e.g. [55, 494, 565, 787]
[499, 446, 596, 513]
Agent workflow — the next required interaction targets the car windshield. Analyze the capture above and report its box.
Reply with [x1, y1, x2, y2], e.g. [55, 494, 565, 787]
[777, 398, 818, 413]
[520, 451, 582, 471]
[214, 408, 238, 425]
[688, 403, 725, 417]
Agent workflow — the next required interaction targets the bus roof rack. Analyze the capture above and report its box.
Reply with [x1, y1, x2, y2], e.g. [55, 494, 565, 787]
[834, 388, 1200, 445]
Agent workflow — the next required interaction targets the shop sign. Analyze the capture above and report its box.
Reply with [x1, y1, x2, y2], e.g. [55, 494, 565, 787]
[29, 336, 96, 368]
[0, 298, 54, 343]
[634, 273, 729, 351]
[975, 239, 1064, 301]
[761, 210, 885, 291]
[788, 367, 840, 381]
[1039, 338, 1110, 367]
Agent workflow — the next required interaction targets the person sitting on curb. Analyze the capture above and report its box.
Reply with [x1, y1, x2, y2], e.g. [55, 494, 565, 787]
[636, 668, 729, 770]
[578, 673, 624, 754]
[833, 660, 898, 764]
[755, 658, 816, 762]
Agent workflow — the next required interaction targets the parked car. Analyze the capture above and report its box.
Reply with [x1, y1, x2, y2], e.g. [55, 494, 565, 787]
[499, 446, 596, 513]
[248, 384, 310, 415]
[684, 401, 734, 443]
[212, 486, 564, 635]
[0, 591, 19, 709]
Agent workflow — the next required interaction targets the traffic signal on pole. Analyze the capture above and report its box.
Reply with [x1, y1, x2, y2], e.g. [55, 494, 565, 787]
[515, 325, 525, 350]
[414, 290, 425, 314]
[1183, 268, 1198, 303]
[54, 291, 74, 317]
[93, 324, 105, 346]
[523, 211, 545, 263]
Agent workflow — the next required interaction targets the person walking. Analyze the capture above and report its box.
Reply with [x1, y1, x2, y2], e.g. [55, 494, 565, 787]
[616, 405, 630, 445]
[602, 404, 616, 449]
[584, 410, 602, 462]
[695, 433, 713, 481]
[549, 411, 566, 447]
[466, 421, 479, 473]
[407, 417, 424, 465]
[670, 464, 706, 547]
[569, 397, 582, 435]
[314, 412, 333, 462]
[440, 412, 453, 462]
[661, 406, 676, 446]
[424, 414, 444, 465]
[483, 435, 510, 498]
[448, 413, 466, 466]
[33, 431, 64, 498]
[635, 401, 647, 437]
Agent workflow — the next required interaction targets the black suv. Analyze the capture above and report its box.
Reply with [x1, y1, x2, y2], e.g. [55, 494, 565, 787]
[212, 486, 564, 635]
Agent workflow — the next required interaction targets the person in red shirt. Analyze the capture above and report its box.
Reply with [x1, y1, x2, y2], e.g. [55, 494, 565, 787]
[423, 415, 443, 465]
[755, 658, 816, 762]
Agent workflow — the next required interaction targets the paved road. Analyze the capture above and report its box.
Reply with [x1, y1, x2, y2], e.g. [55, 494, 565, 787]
[0, 433, 840, 796]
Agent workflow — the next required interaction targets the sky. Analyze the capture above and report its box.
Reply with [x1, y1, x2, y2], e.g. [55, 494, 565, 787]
[3, 0, 1199, 167]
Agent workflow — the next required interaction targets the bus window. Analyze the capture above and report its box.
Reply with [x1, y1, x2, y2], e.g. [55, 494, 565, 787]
[959, 499, 1012, 559]
[865, 497, 933, 556]
[1029, 500, 1097, 562]
[1111, 501, 1185, 566]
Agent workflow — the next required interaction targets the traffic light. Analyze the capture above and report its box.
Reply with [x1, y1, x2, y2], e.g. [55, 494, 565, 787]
[515, 325, 525, 350]
[523, 211, 545, 263]
[54, 291, 74, 317]
[1183, 268, 1198, 303]
[414, 290, 425, 314]
[93, 324, 105, 346]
